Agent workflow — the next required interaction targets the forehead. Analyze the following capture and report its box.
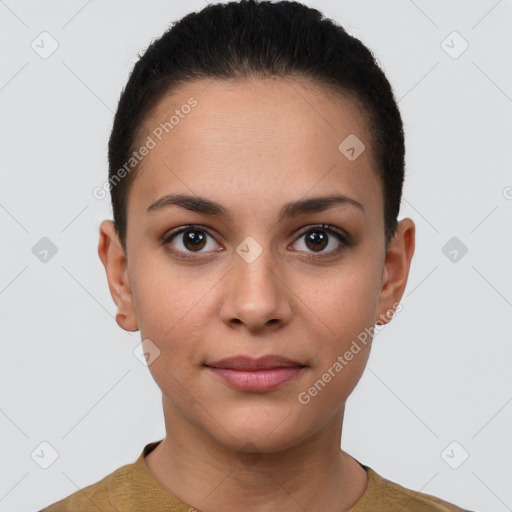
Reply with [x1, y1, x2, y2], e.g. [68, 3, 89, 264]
[128, 77, 382, 224]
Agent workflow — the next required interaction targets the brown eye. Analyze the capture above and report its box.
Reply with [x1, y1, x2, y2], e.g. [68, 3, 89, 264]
[291, 224, 349, 257]
[304, 230, 328, 252]
[181, 229, 207, 251]
[164, 226, 220, 256]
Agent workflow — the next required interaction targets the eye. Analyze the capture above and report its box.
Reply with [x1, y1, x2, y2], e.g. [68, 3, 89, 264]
[163, 223, 350, 260]
[163, 225, 221, 258]
[290, 224, 349, 258]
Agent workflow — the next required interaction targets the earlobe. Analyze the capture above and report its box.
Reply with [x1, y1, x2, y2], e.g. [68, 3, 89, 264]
[375, 217, 415, 326]
[97, 220, 139, 332]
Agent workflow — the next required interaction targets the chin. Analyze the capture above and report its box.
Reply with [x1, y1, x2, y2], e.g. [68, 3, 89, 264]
[208, 414, 312, 454]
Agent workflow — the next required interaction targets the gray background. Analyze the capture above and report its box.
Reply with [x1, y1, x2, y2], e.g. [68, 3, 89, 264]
[0, 1, 511, 511]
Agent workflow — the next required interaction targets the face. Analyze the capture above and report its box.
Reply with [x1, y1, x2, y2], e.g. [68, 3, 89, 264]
[99, 77, 414, 454]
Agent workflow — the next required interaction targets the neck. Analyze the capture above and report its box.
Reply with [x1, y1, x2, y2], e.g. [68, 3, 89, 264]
[145, 396, 368, 512]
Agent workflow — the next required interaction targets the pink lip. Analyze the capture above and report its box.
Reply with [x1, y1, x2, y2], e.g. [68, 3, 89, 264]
[207, 366, 305, 392]
[206, 354, 304, 370]
[205, 355, 306, 392]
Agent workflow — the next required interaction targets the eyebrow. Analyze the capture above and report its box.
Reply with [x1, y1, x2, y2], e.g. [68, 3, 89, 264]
[146, 192, 365, 220]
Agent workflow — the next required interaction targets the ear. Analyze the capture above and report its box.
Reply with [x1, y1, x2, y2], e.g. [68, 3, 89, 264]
[97, 220, 139, 332]
[375, 217, 415, 326]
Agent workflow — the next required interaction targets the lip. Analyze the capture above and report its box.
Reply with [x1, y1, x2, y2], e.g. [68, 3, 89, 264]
[205, 355, 304, 370]
[204, 355, 307, 392]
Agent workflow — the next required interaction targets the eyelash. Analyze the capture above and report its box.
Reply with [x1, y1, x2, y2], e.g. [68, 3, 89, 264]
[162, 224, 350, 261]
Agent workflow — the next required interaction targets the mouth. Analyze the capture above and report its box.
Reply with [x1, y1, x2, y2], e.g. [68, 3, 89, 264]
[204, 354, 306, 370]
[204, 355, 307, 392]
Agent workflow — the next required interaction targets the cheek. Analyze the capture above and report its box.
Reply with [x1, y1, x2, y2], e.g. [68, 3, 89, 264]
[129, 263, 221, 400]
[291, 253, 382, 392]
[130, 254, 218, 338]
[294, 259, 382, 333]
[296, 340, 371, 427]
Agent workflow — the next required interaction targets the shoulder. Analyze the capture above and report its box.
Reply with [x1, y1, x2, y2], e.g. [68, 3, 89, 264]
[39, 457, 137, 511]
[351, 464, 476, 512]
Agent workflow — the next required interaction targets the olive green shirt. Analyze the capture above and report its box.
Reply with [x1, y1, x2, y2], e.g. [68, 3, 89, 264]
[40, 440, 474, 511]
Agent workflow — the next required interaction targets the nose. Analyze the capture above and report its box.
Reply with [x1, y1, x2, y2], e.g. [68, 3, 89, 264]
[219, 241, 293, 334]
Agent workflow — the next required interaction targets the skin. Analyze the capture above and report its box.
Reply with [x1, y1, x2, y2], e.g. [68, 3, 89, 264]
[98, 76, 415, 512]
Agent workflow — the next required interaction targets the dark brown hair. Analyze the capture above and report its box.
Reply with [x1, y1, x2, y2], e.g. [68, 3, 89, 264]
[108, 0, 405, 251]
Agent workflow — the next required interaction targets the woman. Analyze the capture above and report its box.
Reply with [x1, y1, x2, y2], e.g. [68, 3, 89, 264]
[41, 1, 473, 510]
